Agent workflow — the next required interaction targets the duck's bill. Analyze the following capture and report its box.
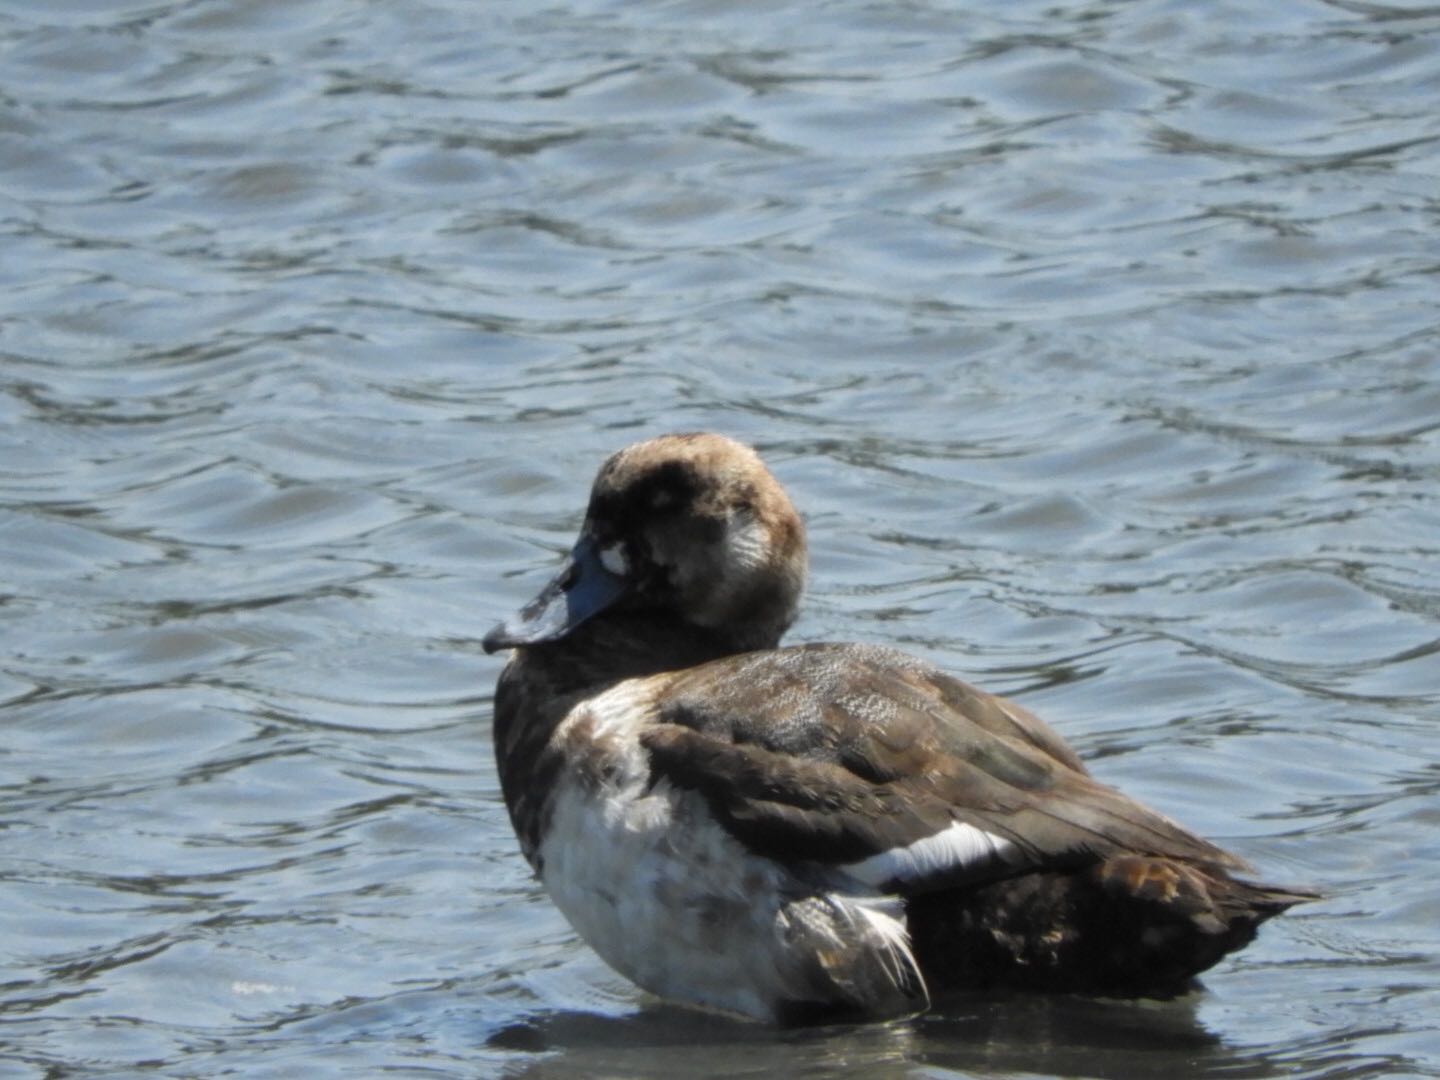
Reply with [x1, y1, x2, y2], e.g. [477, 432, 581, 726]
[482, 536, 628, 653]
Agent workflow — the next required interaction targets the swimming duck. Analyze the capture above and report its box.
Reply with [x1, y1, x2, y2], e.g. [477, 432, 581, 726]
[483, 433, 1313, 1025]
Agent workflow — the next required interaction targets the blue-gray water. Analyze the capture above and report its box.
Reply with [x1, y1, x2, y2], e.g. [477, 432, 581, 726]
[3, 0, 1438, 1076]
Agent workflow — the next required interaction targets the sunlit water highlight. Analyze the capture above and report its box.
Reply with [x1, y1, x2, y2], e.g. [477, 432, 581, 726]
[2, 0, 1438, 1076]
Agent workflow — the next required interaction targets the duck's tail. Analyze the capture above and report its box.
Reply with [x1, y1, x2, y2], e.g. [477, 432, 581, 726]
[907, 855, 1319, 999]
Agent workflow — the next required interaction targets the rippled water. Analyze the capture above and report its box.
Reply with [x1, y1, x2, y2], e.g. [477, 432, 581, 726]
[3, 0, 1438, 1075]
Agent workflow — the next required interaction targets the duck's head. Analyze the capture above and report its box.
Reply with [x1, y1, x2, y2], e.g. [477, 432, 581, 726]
[483, 433, 807, 655]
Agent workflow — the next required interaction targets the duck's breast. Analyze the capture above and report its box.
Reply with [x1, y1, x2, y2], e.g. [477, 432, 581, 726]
[535, 676, 925, 1022]
[536, 678, 799, 1019]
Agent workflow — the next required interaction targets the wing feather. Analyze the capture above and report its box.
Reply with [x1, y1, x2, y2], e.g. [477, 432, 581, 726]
[642, 643, 1244, 893]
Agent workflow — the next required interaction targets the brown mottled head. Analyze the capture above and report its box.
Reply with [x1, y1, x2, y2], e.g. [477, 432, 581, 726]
[483, 433, 806, 654]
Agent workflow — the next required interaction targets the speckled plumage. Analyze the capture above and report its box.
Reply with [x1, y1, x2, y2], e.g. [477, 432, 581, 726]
[484, 433, 1315, 1024]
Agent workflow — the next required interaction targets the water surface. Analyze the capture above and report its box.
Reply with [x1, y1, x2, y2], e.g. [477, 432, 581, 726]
[2, 0, 1439, 1076]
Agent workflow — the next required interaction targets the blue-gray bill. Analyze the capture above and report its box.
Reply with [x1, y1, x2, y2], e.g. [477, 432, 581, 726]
[482, 536, 628, 653]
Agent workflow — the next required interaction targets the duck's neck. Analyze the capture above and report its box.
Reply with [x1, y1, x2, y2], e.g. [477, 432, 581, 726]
[520, 610, 779, 699]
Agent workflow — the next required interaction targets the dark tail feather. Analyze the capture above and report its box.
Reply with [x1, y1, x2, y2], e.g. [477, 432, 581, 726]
[1090, 854, 1319, 987]
[908, 855, 1318, 999]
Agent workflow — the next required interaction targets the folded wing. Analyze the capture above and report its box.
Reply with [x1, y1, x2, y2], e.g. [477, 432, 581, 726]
[642, 643, 1246, 895]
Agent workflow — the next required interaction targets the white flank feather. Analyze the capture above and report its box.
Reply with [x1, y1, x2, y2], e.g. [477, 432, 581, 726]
[843, 819, 1018, 888]
[850, 896, 925, 998]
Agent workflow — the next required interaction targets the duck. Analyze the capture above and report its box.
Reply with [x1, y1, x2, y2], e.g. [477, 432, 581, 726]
[483, 432, 1314, 1025]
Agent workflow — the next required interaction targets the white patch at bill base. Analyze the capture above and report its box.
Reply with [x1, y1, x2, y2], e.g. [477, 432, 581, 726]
[598, 544, 628, 576]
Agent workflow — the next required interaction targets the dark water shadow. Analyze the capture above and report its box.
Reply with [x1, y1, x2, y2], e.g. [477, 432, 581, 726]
[488, 985, 1428, 1078]
[485, 988, 1228, 1079]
